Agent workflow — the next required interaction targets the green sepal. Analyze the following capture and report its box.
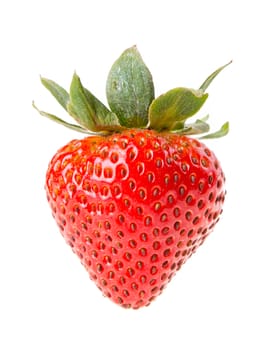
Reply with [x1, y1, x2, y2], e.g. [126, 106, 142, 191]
[200, 121, 229, 139]
[172, 116, 229, 139]
[83, 87, 121, 129]
[148, 88, 208, 131]
[106, 46, 155, 128]
[199, 61, 232, 93]
[35, 48, 231, 138]
[67, 73, 121, 132]
[182, 118, 210, 135]
[67, 72, 100, 131]
[32, 101, 90, 134]
[40, 77, 69, 111]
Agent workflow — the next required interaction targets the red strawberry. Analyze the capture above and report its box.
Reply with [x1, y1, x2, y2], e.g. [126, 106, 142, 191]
[34, 46, 230, 309]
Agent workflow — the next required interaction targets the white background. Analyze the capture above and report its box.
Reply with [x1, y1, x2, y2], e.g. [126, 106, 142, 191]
[1, 0, 268, 349]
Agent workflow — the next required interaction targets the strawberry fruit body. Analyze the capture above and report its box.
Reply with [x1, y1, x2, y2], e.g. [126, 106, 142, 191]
[46, 130, 225, 309]
[34, 46, 230, 309]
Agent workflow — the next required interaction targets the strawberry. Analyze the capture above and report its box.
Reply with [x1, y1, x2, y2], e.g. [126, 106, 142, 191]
[34, 46, 230, 309]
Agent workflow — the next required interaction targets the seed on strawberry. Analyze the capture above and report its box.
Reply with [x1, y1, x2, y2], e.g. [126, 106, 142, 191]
[34, 46, 230, 309]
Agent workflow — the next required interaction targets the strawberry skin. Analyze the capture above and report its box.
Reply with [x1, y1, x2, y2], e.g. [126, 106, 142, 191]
[46, 129, 225, 309]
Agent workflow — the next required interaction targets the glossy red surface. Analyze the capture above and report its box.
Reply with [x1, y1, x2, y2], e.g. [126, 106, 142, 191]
[46, 129, 226, 309]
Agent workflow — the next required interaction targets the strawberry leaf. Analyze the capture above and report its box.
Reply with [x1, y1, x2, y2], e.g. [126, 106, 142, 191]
[68, 73, 121, 132]
[199, 61, 232, 93]
[83, 87, 121, 128]
[41, 77, 69, 111]
[183, 118, 210, 135]
[106, 46, 155, 128]
[32, 101, 90, 134]
[68, 73, 98, 131]
[200, 121, 229, 139]
[148, 88, 208, 131]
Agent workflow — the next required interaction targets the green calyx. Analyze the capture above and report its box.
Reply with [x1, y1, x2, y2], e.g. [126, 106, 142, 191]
[33, 45, 231, 138]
